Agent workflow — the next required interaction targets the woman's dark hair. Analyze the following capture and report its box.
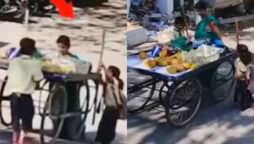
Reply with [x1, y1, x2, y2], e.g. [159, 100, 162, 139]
[194, 1, 209, 10]
[57, 35, 70, 48]
[237, 44, 252, 65]
[108, 65, 124, 90]
[19, 38, 36, 56]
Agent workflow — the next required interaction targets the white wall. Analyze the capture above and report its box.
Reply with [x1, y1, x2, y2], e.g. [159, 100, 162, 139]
[156, 0, 174, 15]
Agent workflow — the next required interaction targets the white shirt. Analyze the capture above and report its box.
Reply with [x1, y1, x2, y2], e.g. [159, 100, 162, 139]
[235, 54, 254, 80]
[5, 55, 44, 95]
[173, 27, 186, 40]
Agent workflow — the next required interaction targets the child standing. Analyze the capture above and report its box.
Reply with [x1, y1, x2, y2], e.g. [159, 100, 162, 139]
[235, 44, 254, 111]
[95, 62, 124, 144]
[6, 38, 44, 144]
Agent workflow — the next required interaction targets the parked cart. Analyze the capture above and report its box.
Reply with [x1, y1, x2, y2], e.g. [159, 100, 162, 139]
[0, 59, 101, 144]
[127, 49, 236, 127]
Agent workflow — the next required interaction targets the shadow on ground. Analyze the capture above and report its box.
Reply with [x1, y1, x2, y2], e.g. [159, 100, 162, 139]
[86, 132, 126, 144]
[127, 78, 254, 144]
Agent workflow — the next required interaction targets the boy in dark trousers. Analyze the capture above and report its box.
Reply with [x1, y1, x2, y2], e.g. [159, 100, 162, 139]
[6, 38, 44, 144]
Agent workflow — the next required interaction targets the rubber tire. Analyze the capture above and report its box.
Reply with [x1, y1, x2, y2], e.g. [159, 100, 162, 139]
[0, 76, 12, 127]
[210, 60, 236, 102]
[40, 83, 67, 144]
[127, 81, 156, 113]
[165, 78, 202, 127]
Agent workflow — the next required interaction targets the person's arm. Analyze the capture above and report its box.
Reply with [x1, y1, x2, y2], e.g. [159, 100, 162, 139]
[96, 65, 106, 84]
[237, 72, 247, 80]
[32, 61, 44, 83]
[209, 22, 223, 41]
[96, 62, 114, 85]
[100, 63, 114, 83]
[33, 51, 45, 60]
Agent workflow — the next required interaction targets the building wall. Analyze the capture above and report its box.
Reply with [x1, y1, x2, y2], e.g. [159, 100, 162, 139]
[156, 0, 173, 15]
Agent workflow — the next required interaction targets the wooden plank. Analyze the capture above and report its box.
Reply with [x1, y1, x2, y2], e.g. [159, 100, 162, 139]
[219, 14, 254, 24]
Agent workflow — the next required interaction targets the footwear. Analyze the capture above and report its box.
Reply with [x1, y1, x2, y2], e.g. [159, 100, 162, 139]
[17, 130, 25, 144]
[12, 132, 18, 144]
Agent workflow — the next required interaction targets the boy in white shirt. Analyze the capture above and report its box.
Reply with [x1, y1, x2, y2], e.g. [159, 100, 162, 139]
[235, 44, 254, 111]
[173, 16, 186, 40]
[6, 38, 44, 144]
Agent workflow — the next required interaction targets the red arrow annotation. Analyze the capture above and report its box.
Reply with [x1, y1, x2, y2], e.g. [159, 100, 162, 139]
[50, 0, 75, 18]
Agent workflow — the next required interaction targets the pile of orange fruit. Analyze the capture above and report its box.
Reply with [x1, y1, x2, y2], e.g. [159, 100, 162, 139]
[139, 49, 199, 74]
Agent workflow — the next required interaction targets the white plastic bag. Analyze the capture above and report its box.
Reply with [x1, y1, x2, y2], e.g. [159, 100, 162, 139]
[157, 26, 174, 44]
[183, 45, 223, 65]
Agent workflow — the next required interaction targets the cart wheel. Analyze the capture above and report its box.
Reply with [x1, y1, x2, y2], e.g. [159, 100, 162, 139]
[40, 83, 67, 144]
[127, 81, 156, 113]
[165, 78, 202, 127]
[210, 60, 235, 102]
[0, 76, 12, 127]
[159, 81, 173, 107]
[159, 83, 166, 107]
[72, 81, 91, 140]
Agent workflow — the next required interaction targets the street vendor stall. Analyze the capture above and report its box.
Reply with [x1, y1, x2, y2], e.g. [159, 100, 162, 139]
[0, 58, 101, 143]
[127, 44, 236, 127]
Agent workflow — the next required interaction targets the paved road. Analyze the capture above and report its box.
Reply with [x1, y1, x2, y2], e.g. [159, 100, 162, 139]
[0, 0, 127, 143]
[127, 73, 244, 144]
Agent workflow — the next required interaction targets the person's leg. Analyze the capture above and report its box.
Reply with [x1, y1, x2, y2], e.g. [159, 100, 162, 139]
[17, 130, 25, 144]
[239, 80, 249, 111]
[95, 108, 108, 143]
[11, 94, 20, 143]
[238, 81, 244, 110]
[234, 80, 240, 104]
[95, 107, 118, 144]
[107, 108, 119, 143]
[18, 95, 35, 144]
[60, 82, 82, 139]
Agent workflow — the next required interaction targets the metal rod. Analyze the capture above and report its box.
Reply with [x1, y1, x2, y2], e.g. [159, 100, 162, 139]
[235, 20, 240, 45]
[24, 0, 29, 34]
[180, 0, 189, 38]
[99, 28, 106, 63]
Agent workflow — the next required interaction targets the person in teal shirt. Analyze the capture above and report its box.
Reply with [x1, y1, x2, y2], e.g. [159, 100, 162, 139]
[194, 1, 223, 45]
[56, 35, 87, 62]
